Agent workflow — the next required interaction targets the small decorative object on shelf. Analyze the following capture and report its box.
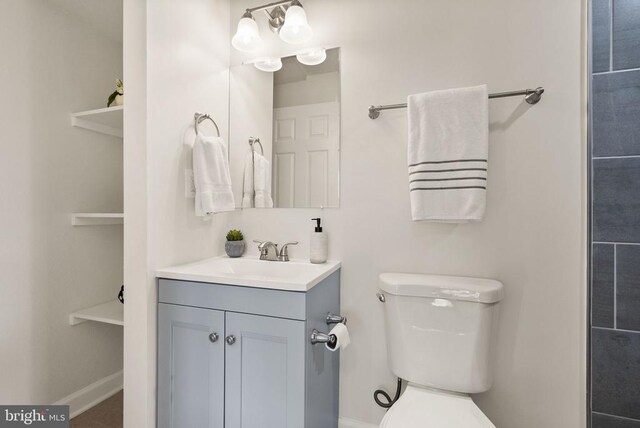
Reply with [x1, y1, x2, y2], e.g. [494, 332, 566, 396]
[118, 285, 124, 304]
[107, 79, 124, 107]
[225, 229, 245, 258]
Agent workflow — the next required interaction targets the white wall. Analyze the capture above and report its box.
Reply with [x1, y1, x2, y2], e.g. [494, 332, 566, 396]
[123, 0, 233, 426]
[231, 0, 586, 427]
[0, 0, 123, 404]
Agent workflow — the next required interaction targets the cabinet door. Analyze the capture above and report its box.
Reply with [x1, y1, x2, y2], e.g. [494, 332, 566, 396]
[225, 312, 306, 427]
[157, 303, 225, 428]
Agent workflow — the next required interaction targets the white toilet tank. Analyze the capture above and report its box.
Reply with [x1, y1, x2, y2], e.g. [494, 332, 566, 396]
[379, 273, 503, 394]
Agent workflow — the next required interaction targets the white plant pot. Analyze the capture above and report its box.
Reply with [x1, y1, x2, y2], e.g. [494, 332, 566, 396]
[115, 94, 124, 106]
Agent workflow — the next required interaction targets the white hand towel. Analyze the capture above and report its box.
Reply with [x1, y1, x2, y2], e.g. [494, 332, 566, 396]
[242, 151, 273, 209]
[242, 151, 255, 208]
[193, 134, 235, 216]
[408, 85, 488, 222]
[254, 154, 273, 208]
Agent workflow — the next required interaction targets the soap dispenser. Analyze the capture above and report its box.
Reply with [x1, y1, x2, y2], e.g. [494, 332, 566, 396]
[310, 218, 328, 264]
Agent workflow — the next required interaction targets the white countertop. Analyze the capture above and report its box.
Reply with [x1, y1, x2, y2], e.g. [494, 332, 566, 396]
[156, 256, 341, 292]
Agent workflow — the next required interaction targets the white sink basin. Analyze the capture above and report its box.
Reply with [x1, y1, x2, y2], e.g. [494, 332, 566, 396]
[156, 256, 341, 292]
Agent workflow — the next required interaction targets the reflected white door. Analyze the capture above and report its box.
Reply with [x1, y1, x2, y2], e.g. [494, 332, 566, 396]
[273, 102, 340, 208]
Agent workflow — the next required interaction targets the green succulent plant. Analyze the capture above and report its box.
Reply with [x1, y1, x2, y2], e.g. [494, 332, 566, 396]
[226, 229, 244, 241]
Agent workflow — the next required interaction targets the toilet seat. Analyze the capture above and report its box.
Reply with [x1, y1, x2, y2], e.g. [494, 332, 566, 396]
[379, 384, 496, 428]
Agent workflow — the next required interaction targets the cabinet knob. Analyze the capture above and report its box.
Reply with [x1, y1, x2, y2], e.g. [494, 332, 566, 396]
[209, 332, 219, 343]
[225, 335, 236, 345]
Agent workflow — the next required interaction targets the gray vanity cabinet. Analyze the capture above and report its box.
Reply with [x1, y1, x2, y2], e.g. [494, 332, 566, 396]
[156, 269, 340, 428]
[157, 304, 225, 428]
[224, 312, 305, 427]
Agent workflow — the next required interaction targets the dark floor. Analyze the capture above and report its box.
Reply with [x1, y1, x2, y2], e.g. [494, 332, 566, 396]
[70, 390, 122, 428]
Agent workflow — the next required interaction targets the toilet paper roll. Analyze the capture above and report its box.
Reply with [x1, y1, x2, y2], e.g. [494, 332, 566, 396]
[325, 323, 350, 352]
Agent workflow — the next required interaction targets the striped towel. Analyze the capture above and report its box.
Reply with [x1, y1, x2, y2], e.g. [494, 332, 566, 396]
[407, 85, 488, 222]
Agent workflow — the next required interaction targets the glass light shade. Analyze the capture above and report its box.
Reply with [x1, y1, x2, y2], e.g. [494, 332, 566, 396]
[279, 5, 313, 44]
[253, 57, 283, 72]
[296, 48, 326, 66]
[232, 17, 262, 52]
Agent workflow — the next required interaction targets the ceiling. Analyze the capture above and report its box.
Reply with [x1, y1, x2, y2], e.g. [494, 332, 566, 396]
[49, 0, 123, 43]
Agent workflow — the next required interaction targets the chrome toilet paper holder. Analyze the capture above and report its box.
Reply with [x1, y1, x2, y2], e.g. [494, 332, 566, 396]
[310, 329, 337, 345]
[326, 312, 347, 325]
[310, 313, 347, 345]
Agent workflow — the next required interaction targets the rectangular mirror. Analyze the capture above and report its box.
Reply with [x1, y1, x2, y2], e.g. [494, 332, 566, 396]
[229, 47, 341, 208]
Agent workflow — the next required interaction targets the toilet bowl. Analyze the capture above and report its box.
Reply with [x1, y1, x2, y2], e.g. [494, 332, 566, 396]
[378, 273, 503, 428]
[379, 384, 495, 428]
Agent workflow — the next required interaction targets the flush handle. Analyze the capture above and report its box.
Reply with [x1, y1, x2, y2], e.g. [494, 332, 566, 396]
[376, 293, 386, 303]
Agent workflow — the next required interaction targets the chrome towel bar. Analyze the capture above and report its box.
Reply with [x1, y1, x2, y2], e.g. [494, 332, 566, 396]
[368, 87, 544, 119]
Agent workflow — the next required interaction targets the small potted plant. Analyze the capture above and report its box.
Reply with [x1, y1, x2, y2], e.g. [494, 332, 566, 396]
[107, 79, 124, 107]
[225, 229, 245, 258]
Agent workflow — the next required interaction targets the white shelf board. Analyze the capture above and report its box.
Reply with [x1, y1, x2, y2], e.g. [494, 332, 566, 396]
[69, 300, 124, 326]
[70, 106, 123, 138]
[71, 213, 124, 226]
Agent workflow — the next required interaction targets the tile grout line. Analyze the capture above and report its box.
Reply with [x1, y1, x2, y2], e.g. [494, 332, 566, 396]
[593, 241, 640, 246]
[614, 244, 617, 329]
[609, 0, 613, 72]
[592, 325, 640, 334]
[593, 67, 640, 76]
[593, 326, 640, 335]
[593, 155, 640, 160]
[593, 411, 640, 423]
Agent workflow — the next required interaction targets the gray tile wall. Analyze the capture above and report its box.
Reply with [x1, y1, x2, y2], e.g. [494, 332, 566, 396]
[591, 1, 640, 426]
[593, 0, 611, 73]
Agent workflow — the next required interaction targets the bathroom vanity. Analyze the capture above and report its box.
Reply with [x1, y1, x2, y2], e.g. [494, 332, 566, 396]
[156, 257, 341, 428]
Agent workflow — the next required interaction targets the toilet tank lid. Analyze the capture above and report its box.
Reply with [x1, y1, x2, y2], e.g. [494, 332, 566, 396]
[379, 273, 503, 303]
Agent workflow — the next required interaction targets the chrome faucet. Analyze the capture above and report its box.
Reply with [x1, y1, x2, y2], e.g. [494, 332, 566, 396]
[253, 240, 298, 262]
[253, 240, 279, 261]
[278, 242, 298, 262]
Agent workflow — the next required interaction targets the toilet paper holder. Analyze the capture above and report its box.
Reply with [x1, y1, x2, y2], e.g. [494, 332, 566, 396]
[310, 312, 347, 345]
[326, 312, 347, 325]
[310, 329, 337, 345]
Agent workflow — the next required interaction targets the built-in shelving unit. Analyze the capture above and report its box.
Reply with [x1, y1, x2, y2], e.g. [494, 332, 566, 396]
[69, 102, 125, 329]
[69, 300, 124, 326]
[70, 106, 123, 138]
[71, 213, 124, 226]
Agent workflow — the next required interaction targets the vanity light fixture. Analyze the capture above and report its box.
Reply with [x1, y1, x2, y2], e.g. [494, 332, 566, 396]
[296, 47, 326, 65]
[231, 12, 263, 52]
[231, 0, 313, 52]
[279, 0, 313, 44]
[253, 57, 283, 72]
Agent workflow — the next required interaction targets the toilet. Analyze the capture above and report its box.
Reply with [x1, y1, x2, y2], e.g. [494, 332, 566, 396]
[377, 273, 503, 428]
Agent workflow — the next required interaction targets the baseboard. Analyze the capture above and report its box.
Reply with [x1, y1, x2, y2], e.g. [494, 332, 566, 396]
[54, 370, 123, 419]
[53, 372, 374, 426]
[339, 417, 379, 428]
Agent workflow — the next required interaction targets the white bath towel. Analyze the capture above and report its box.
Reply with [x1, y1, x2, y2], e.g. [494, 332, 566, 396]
[242, 151, 273, 208]
[407, 85, 488, 222]
[193, 134, 235, 216]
